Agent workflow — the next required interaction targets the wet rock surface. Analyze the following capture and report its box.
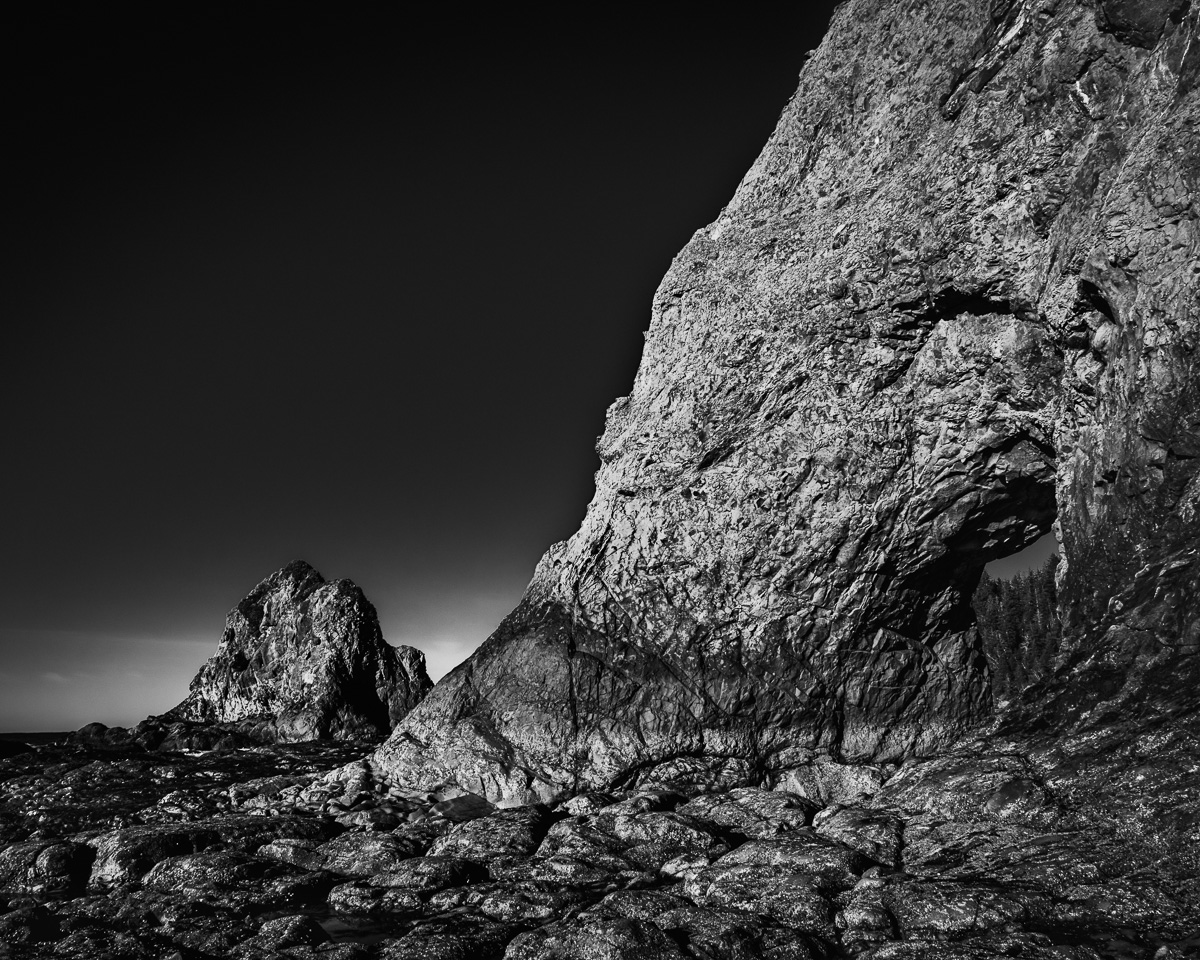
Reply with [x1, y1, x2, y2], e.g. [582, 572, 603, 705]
[1, 734, 1197, 958]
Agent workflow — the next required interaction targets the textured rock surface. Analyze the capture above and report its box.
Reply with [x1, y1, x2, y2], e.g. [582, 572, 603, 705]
[375, 0, 1200, 804]
[3, 2, 1197, 957]
[171, 560, 431, 741]
[1, 735, 1197, 957]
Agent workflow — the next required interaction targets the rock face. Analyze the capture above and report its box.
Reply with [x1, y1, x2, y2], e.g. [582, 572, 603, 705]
[2, 6, 1196, 955]
[375, 0, 1199, 803]
[171, 560, 431, 741]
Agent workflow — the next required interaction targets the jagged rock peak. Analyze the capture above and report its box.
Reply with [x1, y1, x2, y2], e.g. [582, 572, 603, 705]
[374, 0, 1199, 804]
[170, 560, 432, 741]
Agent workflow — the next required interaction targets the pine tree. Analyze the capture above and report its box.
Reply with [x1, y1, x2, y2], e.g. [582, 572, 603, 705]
[972, 555, 1062, 702]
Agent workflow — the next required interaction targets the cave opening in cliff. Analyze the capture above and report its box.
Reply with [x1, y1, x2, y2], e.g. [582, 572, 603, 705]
[971, 530, 1063, 704]
[933, 461, 1063, 707]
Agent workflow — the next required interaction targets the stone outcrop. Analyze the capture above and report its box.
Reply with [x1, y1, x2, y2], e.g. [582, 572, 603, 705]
[375, 0, 1199, 803]
[169, 560, 431, 741]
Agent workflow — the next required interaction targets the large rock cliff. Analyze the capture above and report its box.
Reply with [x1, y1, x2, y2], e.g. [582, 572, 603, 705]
[376, 0, 1199, 803]
[171, 560, 431, 741]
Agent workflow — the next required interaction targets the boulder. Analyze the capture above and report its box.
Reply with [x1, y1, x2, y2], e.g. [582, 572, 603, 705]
[677, 788, 817, 838]
[88, 815, 335, 887]
[711, 835, 865, 895]
[505, 914, 689, 960]
[88, 824, 219, 887]
[683, 863, 835, 938]
[370, 855, 480, 892]
[303, 831, 426, 877]
[142, 850, 332, 910]
[427, 805, 552, 862]
[253, 914, 330, 949]
[812, 806, 903, 868]
[0, 841, 93, 895]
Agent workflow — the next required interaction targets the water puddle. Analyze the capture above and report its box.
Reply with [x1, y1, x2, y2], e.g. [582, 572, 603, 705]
[261, 906, 410, 945]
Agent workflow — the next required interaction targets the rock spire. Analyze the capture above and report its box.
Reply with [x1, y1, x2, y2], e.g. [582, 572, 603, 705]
[171, 560, 431, 741]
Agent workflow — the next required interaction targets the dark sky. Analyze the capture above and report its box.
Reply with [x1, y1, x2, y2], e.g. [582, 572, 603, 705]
[3, 7, 851, 730]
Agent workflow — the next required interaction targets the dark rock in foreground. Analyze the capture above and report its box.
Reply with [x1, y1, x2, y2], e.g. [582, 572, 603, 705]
[0, 733, 1196, 958]
[164, 560, 431, 742]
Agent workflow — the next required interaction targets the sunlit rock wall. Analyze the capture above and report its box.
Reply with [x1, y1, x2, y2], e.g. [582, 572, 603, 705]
[376, 0, 1199, 802]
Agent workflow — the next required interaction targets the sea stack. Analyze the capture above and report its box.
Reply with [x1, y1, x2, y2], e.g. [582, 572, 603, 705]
[170, 560, 431, 741]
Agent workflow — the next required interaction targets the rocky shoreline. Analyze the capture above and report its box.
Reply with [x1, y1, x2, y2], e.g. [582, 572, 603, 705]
[3, 0, 1197, 956]
[1, 715, 1196, 959]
